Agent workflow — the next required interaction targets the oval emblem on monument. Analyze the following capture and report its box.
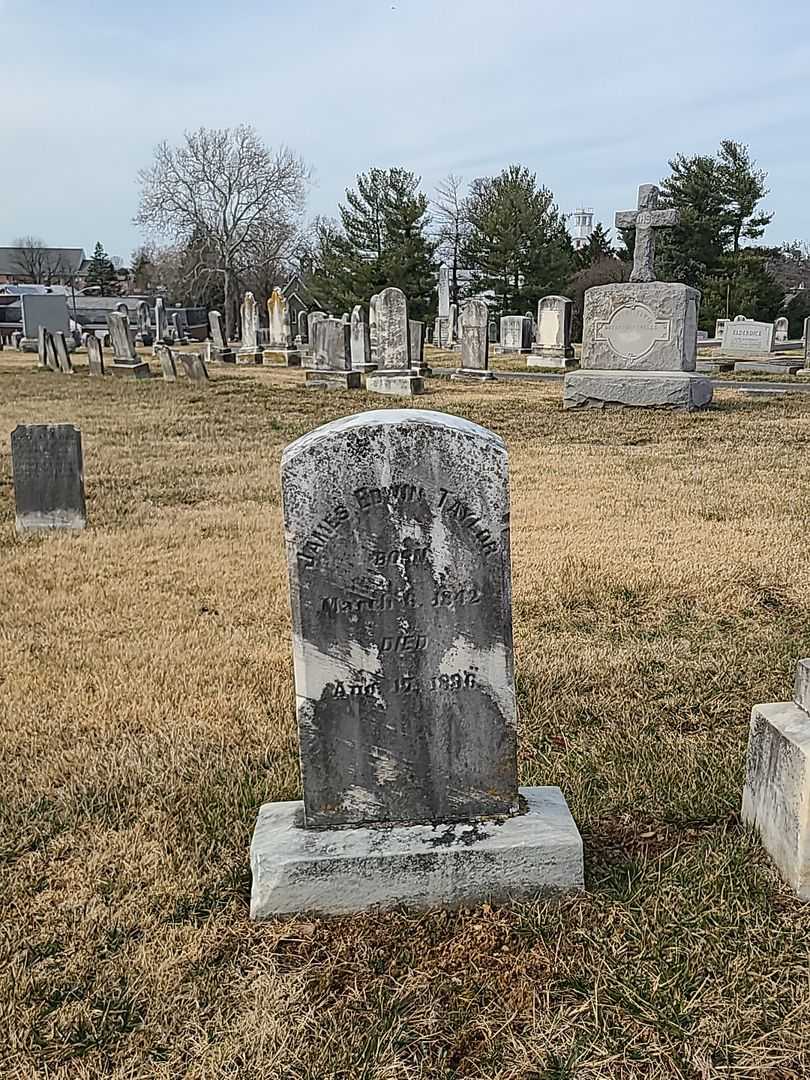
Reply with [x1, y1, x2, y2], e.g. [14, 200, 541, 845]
[602, 302, 659, 361]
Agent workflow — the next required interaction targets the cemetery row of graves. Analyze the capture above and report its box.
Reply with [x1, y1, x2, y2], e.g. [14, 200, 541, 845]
[2, 181, 808, 1075]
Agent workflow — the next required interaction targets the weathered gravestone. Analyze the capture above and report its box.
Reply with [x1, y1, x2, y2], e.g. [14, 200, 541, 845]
[350, 305, 375, 372]
[171, 312, 187, 345]
[365, 288, 424, 397]
[208, 310, 235, 363]
[37, 326, 48, 369]
[239, 292, 263, 364]
[266, 287, 301, 366]
[529, 295, 574, 370]
[155, 297, 169, 344]
[434, 264, 451, 347]
[497, 315, 533, 354]
[742, 658, 810, 900]
[453, 298, 493, 381]
[44, 331, 60, 372]
[21, 294, 71, 352]
[155, 344, 177, 382]
[305, 318, 360, 390]
[249, 409, 584, 917]
[369, 296, 380, 365]
[446, 303, 458, 348]
[85, 334, 105, 376]
[136, 301, 154, 347]
[715, 318, 728, 340]
[775, 316, 789, 343]
[297, 309, 308, 347]
[180, 352, 209, 384]
[564, 183, 712, 410]
[11, 423, 87, 533]
[304, 312, 327, 367]
[107, 311, 150, 378]
[409, 319, 430, 375]
[53, 331, 74, 374]
[721, 320, 777, 367]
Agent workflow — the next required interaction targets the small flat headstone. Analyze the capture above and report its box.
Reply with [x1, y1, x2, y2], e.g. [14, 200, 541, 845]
[11, 423, 86, 533]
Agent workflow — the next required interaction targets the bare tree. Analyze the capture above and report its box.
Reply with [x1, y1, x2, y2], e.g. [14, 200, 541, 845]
[135, 125, 309, 338]
[432, 173, 468, 307]
[12, 236, 68, 285]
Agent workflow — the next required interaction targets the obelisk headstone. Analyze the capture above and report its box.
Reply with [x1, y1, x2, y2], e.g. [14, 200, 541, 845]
[11, 423, 87, 533]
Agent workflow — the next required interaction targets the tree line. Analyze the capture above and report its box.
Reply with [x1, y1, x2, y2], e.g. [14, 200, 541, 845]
[14, 125, 807, 336]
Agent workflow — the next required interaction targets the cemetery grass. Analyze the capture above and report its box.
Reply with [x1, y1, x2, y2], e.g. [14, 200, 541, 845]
[1, 354, 809, 1080]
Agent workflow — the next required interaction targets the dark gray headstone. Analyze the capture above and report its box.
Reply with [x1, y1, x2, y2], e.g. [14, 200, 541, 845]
[37, 325, 48, 368]
[460, 299, 490, 371]
[85, 334, 105, 376]
[312, 318, 351, 371]
[180, 352, 209, 383]
[12, 423, 86, 533]
[283, 409, 517, 828]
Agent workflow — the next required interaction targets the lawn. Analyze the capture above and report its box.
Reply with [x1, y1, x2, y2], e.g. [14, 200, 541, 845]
[1, 350, 808, 1079]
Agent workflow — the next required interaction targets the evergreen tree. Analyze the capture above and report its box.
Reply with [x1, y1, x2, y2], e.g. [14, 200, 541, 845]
[85, 241, 120, 295]
[701, 251, 785, 326]
[462, 165, 573, 319]
[306, 168, 436, 320]
[717, 139, 773, 254]
[784, 287, 810, 339]
[574, 223, 614, 269]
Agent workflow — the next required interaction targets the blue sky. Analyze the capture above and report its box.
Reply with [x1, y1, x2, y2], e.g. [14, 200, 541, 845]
[4, 0, 810, 262]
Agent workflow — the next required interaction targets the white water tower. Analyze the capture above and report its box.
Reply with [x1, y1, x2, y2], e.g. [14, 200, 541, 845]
[570, 208, 594, 251]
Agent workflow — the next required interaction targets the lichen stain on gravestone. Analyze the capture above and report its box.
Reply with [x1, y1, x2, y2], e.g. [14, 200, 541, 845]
[282, 410, 518, 829]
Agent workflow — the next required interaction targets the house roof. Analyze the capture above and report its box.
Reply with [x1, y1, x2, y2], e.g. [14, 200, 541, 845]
[0, 247, 86, 276]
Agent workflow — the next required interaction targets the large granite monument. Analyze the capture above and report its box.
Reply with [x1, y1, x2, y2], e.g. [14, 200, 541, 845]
[250, 409, 584, 916]
[12, 423, 87, 533]
[564, 184, 712, 410]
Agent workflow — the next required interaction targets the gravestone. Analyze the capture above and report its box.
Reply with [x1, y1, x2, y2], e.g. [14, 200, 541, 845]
[453, 299, 493, 381]
[369, 296, 380, 365]
[497, 316, 532, 354]
[155, 344, 177, 382]
[488, 320, 498, 344]
[249, 409, 584, 917]
[297, 309, 308, 346]
[136, 301, 154, 347]
[305, 318, 360, 390]
[803, 317, 810, 371]
[20, 294, 71, 352]
[350, 305, 375, 372]
[52, 331, 74, 374]
[115, 302, 129, 318]
[37, 326, 48, 369]
[239, 292, 263, 364]
[265, 288, 300, 366]
[171, 312, 187, 345]
[85, 333, 105, 376]
[44, 331, 60, 372]
[529, 295, 574, 370]
[438, 264, 450, 319]
[208, 310, 235, 363]
[107, 311, 150, 378]
[742, 658, 810, 900]
[715, 318, 728, 340]
[409, 319, 430, 375]
[734, 314, 749, 321]
[155, 297, 169, 343]
[304, 312, 327, 367]
[446, 303, 458, 348]
[775, 316, 789, 343]
[180, 352, 209, 384]
[365, 288, 424, 397]
[11, 424, 86, 533]
[564, 183, 712, 410]
[721, 320, 776, 357]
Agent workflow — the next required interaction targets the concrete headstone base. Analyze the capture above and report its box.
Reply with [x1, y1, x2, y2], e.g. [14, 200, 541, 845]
[250, 786, 584, 918]
[237, 350, 264, 365]
[527, 354, 570, 372]
[742, 663, 810, 901]
[563, 370, 713, 410]
[733, 360, 804, 375]
[304, 371, 362, 391]
[365, 372, 425, 397]
[264, 348, 301, 367]
[451, 369, 495, 381]
[109, 362, 151, 380]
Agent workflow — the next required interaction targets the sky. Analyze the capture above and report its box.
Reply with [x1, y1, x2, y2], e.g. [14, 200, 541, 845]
[3, 0, 810, 263]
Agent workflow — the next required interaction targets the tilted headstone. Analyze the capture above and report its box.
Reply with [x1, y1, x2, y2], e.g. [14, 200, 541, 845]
[136, 301, 153, 347]
[366, 288, 424, 397]
[53, 331, 74, 374]
[453, 298, 493, 381]
[11, 423, 86, 533]
[44, 331, 60, 372]
[37, 325, 48, 369]
[564, 182, 712, 411]
[350, 305, 374, 371]
[775, 316, 789, 343]
[155, 344, 177, 382]
[305, 318, 360, 390]
[498, 316, 532, 353]
[85, 333, 105, 376]
[180, 352, 209, 384]
[529, 295, 574, 370]
[155, 297, 168, 343]
[438, 264, 450, 319]
[107, 311, 150, 378]
[249, 409, 583, 917]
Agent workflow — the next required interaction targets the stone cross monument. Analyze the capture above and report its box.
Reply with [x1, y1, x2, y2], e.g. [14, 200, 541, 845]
[615, 184, 679, 284]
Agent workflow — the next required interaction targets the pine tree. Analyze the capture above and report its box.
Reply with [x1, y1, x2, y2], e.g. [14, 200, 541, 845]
[574, 223, 614, 269]
[462, 165, 573, 319]
[85, 241, 120, 295]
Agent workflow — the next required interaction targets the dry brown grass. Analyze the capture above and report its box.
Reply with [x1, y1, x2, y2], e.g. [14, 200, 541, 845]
[1, 350, 809, 1079]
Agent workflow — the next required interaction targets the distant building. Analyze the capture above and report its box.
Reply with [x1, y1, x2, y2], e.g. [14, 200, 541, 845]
[0, 247, 87, 286]
[570, 209, 594, 251]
